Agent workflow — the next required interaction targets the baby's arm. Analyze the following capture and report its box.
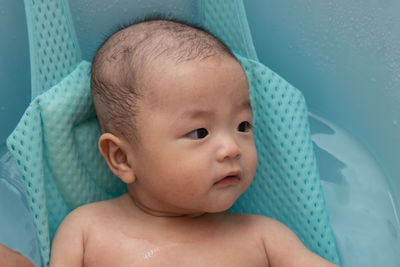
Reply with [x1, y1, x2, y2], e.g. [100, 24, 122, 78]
[0, 243, 34, 267]
[49, 208, 86, 267]
[259, 217, 338, 267]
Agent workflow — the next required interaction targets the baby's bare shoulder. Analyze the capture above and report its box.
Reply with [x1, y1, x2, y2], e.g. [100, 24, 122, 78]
[67, 199, 114, 220]
[238, 214, 338, 267]
[50, 199, 117, 266]
[57, 196, 123, 236]
[235, 214, 302, 249]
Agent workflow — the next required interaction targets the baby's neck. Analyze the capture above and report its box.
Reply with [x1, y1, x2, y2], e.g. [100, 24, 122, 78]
[126, 193, 207, 219]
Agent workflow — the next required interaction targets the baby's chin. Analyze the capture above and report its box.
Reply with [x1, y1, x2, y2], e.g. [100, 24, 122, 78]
[203, 198, 238, 214]
[203, 186, 248, 213]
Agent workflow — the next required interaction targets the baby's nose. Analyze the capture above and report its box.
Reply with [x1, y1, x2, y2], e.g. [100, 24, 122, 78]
[216, 134, 241, 162]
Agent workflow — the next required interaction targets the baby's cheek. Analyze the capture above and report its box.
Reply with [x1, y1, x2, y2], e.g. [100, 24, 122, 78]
[163, 169, 203, 198]
[177, 180, 200, 199]
[179, 170, 205, 195]
[244, 145, 258, 186]
[251, 147, 258, 173]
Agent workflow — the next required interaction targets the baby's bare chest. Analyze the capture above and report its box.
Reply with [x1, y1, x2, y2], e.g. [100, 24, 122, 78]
[83, 224, 268, 267]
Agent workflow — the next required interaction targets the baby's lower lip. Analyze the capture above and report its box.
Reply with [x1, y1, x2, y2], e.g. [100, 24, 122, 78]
[214, 176, 240, 186]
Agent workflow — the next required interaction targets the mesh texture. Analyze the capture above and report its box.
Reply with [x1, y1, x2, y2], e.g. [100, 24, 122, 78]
[200, 0, 258, 60]
[24, 0, 81, 98]
[8, 61, 127, 265]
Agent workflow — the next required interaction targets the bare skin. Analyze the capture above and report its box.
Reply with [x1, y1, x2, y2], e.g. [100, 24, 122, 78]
[50, 56, 338, 267]
[0, 243, 34, 267]
[50, 194, 336, 267]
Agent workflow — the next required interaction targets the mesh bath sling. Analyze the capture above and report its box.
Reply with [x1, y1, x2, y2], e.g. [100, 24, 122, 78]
[7, 0, 341, 265]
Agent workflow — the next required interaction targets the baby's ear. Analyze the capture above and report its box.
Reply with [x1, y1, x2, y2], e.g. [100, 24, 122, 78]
[98, 133, 136, 184]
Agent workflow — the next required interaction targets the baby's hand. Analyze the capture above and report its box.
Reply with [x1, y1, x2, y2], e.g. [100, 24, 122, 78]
[0, 243, 34, 267]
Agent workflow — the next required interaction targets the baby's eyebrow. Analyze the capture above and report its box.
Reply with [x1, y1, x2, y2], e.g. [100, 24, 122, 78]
[238, 99, 252, 111]
[179, 109, 214, 120]
[240, 98, 251, 109]
[179, 100, 251, 120]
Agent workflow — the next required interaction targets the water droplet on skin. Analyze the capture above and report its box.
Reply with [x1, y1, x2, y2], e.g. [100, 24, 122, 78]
[143, 247, 160, 260]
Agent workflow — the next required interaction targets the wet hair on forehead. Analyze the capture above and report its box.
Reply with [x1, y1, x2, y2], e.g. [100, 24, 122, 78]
[91, 16, 237, 140]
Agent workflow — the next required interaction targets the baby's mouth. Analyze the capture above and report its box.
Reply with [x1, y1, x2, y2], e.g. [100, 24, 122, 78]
[214, 171, 241, 186]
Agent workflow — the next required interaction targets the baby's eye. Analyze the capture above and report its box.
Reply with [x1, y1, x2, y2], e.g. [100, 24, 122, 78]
[237, 121, 252, 132]
[187, 128, 209, 139]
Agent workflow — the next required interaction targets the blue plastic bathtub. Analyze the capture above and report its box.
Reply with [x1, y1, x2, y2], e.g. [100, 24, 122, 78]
[1, 1, 399, 266]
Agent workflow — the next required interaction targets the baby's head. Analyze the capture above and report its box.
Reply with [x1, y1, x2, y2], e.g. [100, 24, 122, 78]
[91, 18, 235, 141]
[91, 19, 257, 216]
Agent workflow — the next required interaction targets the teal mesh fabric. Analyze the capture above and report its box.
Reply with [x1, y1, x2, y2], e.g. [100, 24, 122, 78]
[24, 0, 81, 99]
[7, 0, 340, 266]
[7, 61, 127, 265]
[200, 0, 258, 61]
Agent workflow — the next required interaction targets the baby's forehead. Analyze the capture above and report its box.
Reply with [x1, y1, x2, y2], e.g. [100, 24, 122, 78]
[141, 54, 241, 85]
[139, 55, 247, 104]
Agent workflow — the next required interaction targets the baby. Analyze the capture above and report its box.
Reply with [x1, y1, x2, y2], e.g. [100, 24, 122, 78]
[49, 19, 338, 267]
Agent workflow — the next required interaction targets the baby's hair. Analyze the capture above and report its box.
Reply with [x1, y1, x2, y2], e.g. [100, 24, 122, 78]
[91, 15, 237, 141]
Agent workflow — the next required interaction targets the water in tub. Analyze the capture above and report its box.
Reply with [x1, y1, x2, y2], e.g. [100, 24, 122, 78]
[310, 112, 400, 267]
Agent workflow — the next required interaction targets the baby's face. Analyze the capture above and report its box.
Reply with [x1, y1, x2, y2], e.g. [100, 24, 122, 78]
[127, 55, 257, 215]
